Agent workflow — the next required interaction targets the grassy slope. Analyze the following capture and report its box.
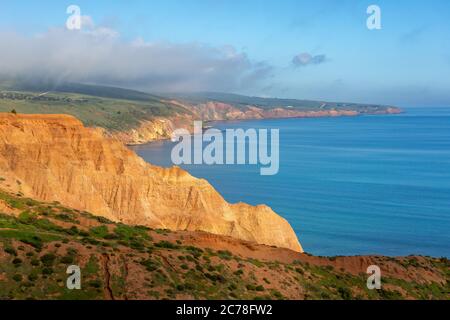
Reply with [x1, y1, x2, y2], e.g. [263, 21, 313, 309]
[167, 92, 396, 111]
[0, 189, 448, 300]
[0, 81, 397, 132]
[0, 82, 189, 131]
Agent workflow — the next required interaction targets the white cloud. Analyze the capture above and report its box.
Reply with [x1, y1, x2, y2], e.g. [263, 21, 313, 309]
[0, 19, 272, 93]
[292, 52, 327, 67]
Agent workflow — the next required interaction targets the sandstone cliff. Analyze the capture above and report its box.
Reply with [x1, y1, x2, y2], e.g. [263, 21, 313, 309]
[0, 113, 302, 252]
[114, 100, 402, 145]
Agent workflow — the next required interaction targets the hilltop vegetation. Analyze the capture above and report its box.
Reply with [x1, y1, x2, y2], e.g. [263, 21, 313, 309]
[0, 87, 188, 131]
[168, 91, 395, 112]
[0, 81, 399, 133]
[0, 189, 448, 300]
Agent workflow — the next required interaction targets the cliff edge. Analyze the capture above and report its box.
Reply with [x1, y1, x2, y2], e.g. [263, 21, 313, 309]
[0, 113, 302, 252]
[114, 101, 402, 145]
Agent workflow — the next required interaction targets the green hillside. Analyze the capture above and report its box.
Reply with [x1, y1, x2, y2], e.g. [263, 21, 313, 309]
[0, 80, 398, 132]
[167, 92, 395, 111]
[2, 81, 164, 103]
[0, 82, 188, 131]
[0, 189, 448, 300]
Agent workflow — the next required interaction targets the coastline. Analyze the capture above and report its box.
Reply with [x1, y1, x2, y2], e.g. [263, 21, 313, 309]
[131, 108, 450, 259]
[0, 111, 448, 300]
[116, 107, 403, 146]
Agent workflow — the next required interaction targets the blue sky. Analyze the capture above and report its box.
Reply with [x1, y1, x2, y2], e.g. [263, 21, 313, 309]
[1, 0, 450, 106]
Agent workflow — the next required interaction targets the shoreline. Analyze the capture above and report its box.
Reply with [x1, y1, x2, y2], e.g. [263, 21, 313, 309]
[120, 107, 403, 146]
[129, 108, 450, 259]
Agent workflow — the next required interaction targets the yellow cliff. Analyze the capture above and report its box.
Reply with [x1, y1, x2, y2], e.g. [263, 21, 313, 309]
[0, 113, 302, 252]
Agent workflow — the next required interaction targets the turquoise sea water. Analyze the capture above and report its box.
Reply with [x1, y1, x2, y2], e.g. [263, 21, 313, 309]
[130, 108, 450, 257]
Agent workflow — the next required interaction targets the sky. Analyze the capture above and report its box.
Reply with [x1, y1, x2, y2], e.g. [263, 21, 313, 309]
[0, 0, 449, 107]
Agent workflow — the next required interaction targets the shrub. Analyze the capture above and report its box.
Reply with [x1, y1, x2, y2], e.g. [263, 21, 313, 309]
[195, 264, 203, 272]
[18, 211, 36, 224]
[207, 265, 216, 272]
[40, 253, 56, 266]
[337, 287, 352, 300]
[12, 274, 22, 282]
[129, 239, 145, 250]
[245, 283, 265, 292]
[12, 258, 22, 265]
[228, 283, 237, 291]
[25, 200, 39, 207]
[140, 259, 159, 272]
[271, 290, 284, 299]
[176, 284, 185, 291]
[378, 289, 403, 300]
[82, 237, 100, 245]
[184, 283, 195, 290]
[180, 264, 189, 270]
[5, 247, 17, 256]
[95, 216, 113, 224]
[56, 213, 75, 222]
[28, 274, 38, 282]
[205, 273, 225, 283]
[248, 258, 264, 268]
[184, 246, 203, 258]
[21, 235, 43, 249]
[90, 225, 109, 238]
[67, 248, 78, 256]
[60, 255, 74, 264]
[295, 267, 304, 275]
[114, 224, 150, 241]
[217, 250, 233, 260]
[30, 259, 40, 266]
[155, 241, 179, 250]
[103, 233, 119, 240]
[78, 230, 89, 237]
[64, 226, 79, 235]
[233, 269, 244, 276]
[88, 280, 102, 288]
[42, 268, 53, 275]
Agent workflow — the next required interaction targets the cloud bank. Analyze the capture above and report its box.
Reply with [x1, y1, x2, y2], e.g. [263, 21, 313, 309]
[292, 52, 327, 67]
[0, 19, 272, 92]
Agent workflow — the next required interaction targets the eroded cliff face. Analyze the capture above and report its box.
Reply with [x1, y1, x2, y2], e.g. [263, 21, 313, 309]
[114, 101, 402, 145]
[0, 113, 302, 252]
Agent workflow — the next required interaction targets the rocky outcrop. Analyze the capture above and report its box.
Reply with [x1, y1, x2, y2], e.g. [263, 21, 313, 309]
[0, 113, 302, 252]
[112, 118, 174, 145]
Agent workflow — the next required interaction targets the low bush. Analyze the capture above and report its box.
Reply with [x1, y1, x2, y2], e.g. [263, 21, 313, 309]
[40, 253, 56, 266]
[12, 274, 22, 282]
[5, 247, 17, 256]
[88, 280, 102, 288]
[155, 241, 179, 250]
[140, 259, 159, 272]
[42, 267, 53, 275]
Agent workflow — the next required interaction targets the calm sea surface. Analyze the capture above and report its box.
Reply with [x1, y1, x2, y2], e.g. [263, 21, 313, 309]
[130, 108, 450, 257]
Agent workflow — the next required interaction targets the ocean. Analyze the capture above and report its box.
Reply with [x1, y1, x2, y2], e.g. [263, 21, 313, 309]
[130, 107, 450, 257]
